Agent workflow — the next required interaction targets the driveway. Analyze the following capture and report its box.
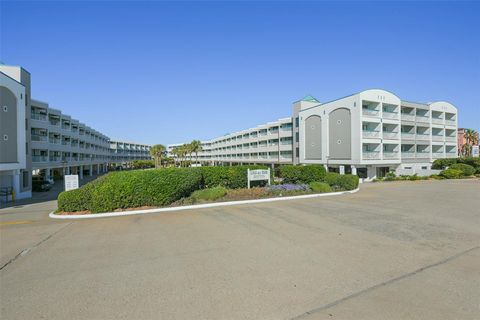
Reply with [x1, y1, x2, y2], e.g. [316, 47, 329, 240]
[0, 180, 479, 319]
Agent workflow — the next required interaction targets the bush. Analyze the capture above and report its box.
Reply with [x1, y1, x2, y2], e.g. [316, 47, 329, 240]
[384, 172, 396, 181]
[131, 159, 155, 169]
[432, 158, 457, 170]
[190, 186, 227, 202]
[201, 165, 269, 189]
[266, 184, 310, 192]
[449, 163, 476, 176]
[279, 165, 326, 184]
[58, 168, 203, 213]
[309, 182, 332, 193]
[440, 168, 463, 179]
[323, 172, 359, 191]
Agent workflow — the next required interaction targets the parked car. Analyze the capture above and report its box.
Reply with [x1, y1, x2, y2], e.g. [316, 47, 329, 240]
[32, 177, 53, 192]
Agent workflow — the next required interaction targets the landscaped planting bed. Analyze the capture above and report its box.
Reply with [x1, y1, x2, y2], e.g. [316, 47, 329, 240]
[56, 165, 359, 214]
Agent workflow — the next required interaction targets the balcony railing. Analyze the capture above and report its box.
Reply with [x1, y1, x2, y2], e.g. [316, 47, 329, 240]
[416, 115, 430, 123]
[383, 152, 400, 159]
[432, 135, 444, 142]
[446, 152, 457, 158]
[49, 156, 61, 162]
[31, 113, 47, 121]
[432, 118, 443, 125]
[31, 135, 47, 142]
[401, 132, 415, 140]
[32, 155, 48, 162]
[445, 136, 456, 142]
[416, 133, 430, 140]
[383, 132, 399, 139]
[416, 151, 430, 158]
[362, 109, 380, 117]
[49, 138, 60, 144]
[362, 151, 380, 159]
[432, 152, 444, 158]
[401, 151, 415, 158]
[401, 114, 415, 121]
[445, 119, 456, 126]
[362, 130, 380, 138]
[382, 111, 399, 119]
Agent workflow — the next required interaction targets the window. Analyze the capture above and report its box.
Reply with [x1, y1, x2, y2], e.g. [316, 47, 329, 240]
[2, 106, 7, 112]
[421, 166, 428, 170]
[295, 132, 299, 141]
[295, 117, 299, 127]
[22, 171, 29, 188]
[3, 135, 8, 141]
[296, 147, 299, 157]
[26, 142, 28, 155]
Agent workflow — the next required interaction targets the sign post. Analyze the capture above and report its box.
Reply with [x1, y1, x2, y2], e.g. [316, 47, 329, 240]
[473, 145, 479, 157]
[247, 168, 271, 189]
[64, 174, 79, 191]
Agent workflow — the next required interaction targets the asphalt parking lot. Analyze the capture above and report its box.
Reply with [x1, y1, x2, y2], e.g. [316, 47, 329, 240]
[1, 179, 479, 320]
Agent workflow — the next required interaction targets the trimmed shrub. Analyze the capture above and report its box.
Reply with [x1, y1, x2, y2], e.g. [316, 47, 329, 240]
[58, 168, 203, 213]
[309, 181, 332, 193]
[384, 172, 396, 181]
[440, 168, 463, 179]
[131, 159, 155, 169]
[279, 165, 326, 184]
[190, 186, 227, 202]
[432, 158, 457, 170]
[449, 163, 475, 176]
[323, 172, 359, 191]
[201, 165, 269, 189]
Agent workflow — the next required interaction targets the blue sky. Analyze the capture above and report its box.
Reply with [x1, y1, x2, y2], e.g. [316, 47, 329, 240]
[1, 1, 479, 145]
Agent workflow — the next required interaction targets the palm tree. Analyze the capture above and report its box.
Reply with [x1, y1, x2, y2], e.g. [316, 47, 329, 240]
[150, 144, 166, 168]
[190, 140, 203, 165]
[463, 129, 479, 157]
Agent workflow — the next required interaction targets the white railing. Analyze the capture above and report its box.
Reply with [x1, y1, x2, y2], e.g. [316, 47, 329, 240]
[416, 151, 430, 158]
[446, 152, 457, 158]
[31, 135, 47, 142]
[362, 130, 380, 138]
[432, 135, 444, 142]
[401, 152, 415, 158]
[416, 134, 430, 140]
[401, 114, 415, 121]
[445, 119, 456, 126]
[432, 152, 444, 158]
[432, 118, 443, 125]
[382, 111, 399, 119]
[401, 133, 415, 140]
[362, 151, 380, 159]
[31, 113, 47, 121]
[32, 155, 48, 162]
[445, 136, 456, 142]
[362, 109, 380, 117]
[383, 132, 399, 139]
[383, 152, 400, 159]
[416, 115, 430, 123]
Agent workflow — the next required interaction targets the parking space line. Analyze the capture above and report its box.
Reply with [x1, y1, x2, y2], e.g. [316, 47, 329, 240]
[0, 220, 33, 226]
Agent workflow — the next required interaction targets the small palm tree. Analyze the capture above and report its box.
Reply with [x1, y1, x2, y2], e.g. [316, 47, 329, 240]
[463, 129, 479, 157]
[190, 140, 203, 165]
[150, 144, 166, 168]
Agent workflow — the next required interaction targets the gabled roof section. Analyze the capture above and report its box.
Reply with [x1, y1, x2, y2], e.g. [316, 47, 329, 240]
[301, 95, 319, 103]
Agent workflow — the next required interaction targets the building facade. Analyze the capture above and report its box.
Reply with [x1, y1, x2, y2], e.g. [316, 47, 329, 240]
[110, 141, 151, 164]
[1, 64, 151, 200]
[168, 89, 458, 180]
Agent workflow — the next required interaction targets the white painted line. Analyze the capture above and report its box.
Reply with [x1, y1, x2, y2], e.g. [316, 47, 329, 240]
[49, 188, 359, 220]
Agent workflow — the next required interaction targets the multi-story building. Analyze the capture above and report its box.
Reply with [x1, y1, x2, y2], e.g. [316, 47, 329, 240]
[1, 63, 151, 200]
[169, 89, 458, 180]
[167, 117, 294, 166]
[30, 99, 111, 181]
[110, 141, 151, 164]
[298, 89, 458, 179]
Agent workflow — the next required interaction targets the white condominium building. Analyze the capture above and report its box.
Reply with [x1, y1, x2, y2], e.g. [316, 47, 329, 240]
[169, 89, 458, 180]
[110, 141, 151, 163]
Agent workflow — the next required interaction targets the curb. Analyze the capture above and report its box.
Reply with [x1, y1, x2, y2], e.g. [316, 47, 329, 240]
[49, 188, 360, 220]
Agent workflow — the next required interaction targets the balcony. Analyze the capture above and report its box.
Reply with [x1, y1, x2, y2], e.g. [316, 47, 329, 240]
[31, 135, 47, 142]
[382, 111, 399, 119]
[415, 133, 430, 141]
[49, 138, 60, 144]
[446, 152, 457, 158]
[415, 115, 430, 123]
[49, 156, 61, 162]
[445, 136, 456, 142]
[31, 113, 47, 121]
[401, 113, 415, 122]
[383, 151, 400, 159]
[432, 117, 443, 125]
[445, 119, 456, 126]
[432, 152, 445, 158]
[362, 151, 380, 159]
[401, 151, 415, 158]
[383, 132, 399, 139]
[362, 130, 380, 138]
[362, 109, 380, 117]
[416, 151, 430, 158]
[401, 132, 415, 140]
[32, 155, 48, 162]
[432, 135, 444, 142]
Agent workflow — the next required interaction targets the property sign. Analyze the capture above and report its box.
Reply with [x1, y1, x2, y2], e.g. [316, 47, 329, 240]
[64, 174, 79, 191]
[473, 145, 479, 157]
[247, 169, 270, 188]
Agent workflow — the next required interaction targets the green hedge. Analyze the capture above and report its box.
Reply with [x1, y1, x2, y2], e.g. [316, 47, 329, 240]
[449, 163, 476, 176]
[58, 168, 203, 213]
[201, 165, 269, 189]
[309, 181, 332, 193]
[440, 168, 463, 179]
[432, 157, 480, 173]
[279, 165, 326, 184]
[323, 172, 359, 191]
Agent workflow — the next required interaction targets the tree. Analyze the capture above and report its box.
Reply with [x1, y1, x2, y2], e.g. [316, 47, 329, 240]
[462, 129, 479, 157]
[150, 144, 166, 168]
[190, 140, 203, 165]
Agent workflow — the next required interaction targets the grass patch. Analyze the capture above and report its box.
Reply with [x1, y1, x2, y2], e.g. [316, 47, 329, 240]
[190, 186, 227, 203]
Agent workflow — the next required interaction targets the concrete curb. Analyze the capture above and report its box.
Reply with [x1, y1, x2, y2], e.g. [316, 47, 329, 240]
[49, 188, 360, 220]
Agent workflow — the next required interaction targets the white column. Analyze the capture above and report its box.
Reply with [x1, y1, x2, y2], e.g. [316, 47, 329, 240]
[324, 164, 328, 172]
[45, 168, 51, 182]
[89, 165, 93, 176]
[351, 165, 357, 176]
[367, 166, 376, 180]
[12, 170, 21, 200]
[339, 165, 345, 175]
[79, 166, 84, 179]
